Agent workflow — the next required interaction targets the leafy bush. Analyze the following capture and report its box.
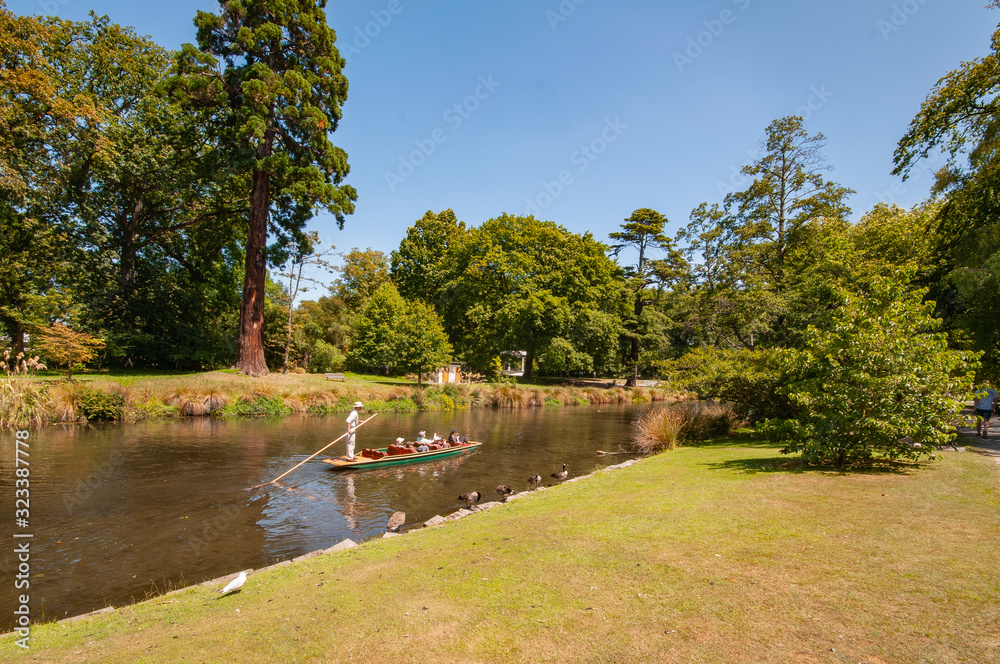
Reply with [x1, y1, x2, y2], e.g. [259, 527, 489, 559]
[77, 387, 127, 422]
[762, 279, 978, 466]
[223, 396, 292, 417]
[311, 340, 346, 373]
[662, 347, 797, 422]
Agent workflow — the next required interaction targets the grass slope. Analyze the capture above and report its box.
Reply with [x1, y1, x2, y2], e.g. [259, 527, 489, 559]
[5, 438, 999, 663]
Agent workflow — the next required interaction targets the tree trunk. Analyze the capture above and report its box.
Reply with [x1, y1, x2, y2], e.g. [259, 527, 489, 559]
[626, 289, 642, 387]
[116, 209, 140, 300]
[523, 344, 535, 382]
[234, 167, 271, 377]
[282, 263, 299, 374]
[9, 320, 25, 355]
[627, 337, 639, 388]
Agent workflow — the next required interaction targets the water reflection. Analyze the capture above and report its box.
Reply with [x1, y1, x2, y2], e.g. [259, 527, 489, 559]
[0, 403, 652, 627]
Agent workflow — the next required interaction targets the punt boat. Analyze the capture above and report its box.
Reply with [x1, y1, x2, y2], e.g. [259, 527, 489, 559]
[322, 441, 482, 470]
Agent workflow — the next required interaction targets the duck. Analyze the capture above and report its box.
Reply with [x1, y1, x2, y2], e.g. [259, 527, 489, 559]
[496, 485, 516, 502]
[528, 474, 542, 491]
[458, 491, 482, 510]
[386, 511, 405, 533]
[551, 463, 569, 481]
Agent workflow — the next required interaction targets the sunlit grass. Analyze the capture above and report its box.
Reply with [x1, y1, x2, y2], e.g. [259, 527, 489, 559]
[10, 436, 999, 663]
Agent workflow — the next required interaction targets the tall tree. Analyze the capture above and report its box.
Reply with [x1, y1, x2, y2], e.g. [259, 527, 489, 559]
[609, 208, 685, 386]
[333, 248, 390, 311]
[277, 232, 335, 373]
[723, 116, 854, 300]
[393, 299, 453, 386]
[0, 6, 104, 352]
[893, 19, 1000, 377]
[391, 209, 467, 306]
[707, 116, 854, 349]
[174, 0, 356, 376]
[447, 214, 622, 381]
[348, 282, 406, 374]
[43, 13, 246, 369]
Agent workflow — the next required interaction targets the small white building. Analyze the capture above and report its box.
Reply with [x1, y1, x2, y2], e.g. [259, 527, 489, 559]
[501, 351, 526, 377]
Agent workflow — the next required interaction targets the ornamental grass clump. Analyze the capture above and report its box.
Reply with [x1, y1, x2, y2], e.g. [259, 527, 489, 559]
[0, 351, 50, 428]
[49, 381, 88, 423]
[634, 407, 686, 453]
[487, 384, 525, 408]
[634, 402, 745, 454]
[165, 390, 209, 417]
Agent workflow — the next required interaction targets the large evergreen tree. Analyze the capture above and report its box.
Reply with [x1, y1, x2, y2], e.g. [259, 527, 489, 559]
[174, 0, 356, 376]
[609, 208, 684, 386]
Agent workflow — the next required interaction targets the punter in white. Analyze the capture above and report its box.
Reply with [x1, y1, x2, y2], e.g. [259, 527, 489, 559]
[345, 401, 363, 460]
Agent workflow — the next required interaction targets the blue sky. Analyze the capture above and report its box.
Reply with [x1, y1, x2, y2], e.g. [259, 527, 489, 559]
[8, 0, 997, 276]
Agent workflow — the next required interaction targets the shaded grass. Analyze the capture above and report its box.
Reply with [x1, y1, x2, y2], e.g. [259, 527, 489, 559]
[8, 441, 1000, 663]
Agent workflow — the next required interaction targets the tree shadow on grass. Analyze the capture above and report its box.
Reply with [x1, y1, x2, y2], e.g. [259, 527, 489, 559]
[691, 432, 925, 475]
[703, 455, 925, 476]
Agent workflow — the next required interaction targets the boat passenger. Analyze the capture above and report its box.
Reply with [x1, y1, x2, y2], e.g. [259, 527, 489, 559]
[416, 431, 431, 444]
[414, 442, 430, 452]
[448, 429, 460, 444]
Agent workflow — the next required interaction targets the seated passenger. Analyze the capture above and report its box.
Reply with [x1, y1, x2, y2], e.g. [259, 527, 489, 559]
[414, 442, 430, 452]
[416, 430, 431, 444]
[448, 429, 460, 444]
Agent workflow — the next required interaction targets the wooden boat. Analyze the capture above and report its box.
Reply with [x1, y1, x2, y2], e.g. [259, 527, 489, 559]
[322, 441, 482, 470]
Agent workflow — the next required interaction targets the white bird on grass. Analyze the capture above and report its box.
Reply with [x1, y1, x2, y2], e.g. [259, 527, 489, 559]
[218, 571, 247, 596]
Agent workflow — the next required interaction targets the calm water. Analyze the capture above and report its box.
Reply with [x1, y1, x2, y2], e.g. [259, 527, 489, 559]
[0, 404, 650, 628]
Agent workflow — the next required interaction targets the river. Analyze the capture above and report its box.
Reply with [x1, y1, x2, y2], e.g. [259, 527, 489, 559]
[0, 404, 650, 629]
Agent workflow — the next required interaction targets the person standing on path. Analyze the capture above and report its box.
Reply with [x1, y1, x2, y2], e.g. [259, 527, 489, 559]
[345, 401, 363, 460]
[974, 386, 998, 439]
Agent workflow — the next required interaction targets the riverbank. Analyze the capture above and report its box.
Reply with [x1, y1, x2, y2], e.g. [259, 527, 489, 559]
[0, 370, 681, 428]
[5, 435, 998, 663]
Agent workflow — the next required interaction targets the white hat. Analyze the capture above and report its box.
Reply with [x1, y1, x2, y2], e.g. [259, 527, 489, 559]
[419, 430, 426, 436]
[353, 401, 363, 408]
[395, 437, 404, 443]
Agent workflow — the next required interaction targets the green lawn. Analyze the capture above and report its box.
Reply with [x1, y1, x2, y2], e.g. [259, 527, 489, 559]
[5, 435, 999, 663]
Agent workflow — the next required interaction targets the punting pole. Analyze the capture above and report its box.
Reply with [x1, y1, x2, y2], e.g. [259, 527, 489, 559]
[249, 413, 378, 490]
